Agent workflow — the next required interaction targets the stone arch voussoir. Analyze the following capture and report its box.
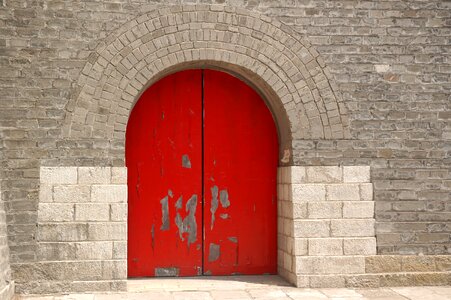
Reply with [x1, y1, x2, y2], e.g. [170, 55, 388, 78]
[63, 4, 351, 163]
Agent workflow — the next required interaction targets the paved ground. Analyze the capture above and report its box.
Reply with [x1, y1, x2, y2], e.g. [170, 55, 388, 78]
[18, 276, 451, 300]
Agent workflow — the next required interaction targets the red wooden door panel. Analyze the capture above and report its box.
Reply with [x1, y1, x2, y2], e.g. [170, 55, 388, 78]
[126, 70, 203, 277]
[203, 70, 278, 275]
[126, 69, 277, 277]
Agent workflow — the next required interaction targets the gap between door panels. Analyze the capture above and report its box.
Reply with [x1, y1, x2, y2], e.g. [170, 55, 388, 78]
[201, 69, 205, 275]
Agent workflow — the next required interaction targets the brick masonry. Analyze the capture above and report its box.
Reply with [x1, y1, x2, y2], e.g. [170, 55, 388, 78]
[11, 167, 128, 294]
[0, 0, 449, 294]
[0, 185, 14, 300]
[278, 166, 450, 288]
[278, 166, 377, 287]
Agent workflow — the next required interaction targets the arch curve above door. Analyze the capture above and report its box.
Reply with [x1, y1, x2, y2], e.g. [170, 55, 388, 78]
[62, 4, 351, 167]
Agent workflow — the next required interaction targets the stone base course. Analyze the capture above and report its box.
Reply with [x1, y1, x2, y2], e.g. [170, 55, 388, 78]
[14, 165, 450, 294]
[13, 167, 128, 294]
[278, 166, 378, 287]
[296, 255, 451, 288]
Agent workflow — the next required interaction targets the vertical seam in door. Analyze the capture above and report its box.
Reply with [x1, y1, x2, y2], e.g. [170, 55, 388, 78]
[201, 69, 205, 275]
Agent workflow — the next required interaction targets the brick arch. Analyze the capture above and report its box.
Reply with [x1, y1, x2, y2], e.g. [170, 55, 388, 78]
[63, 4, 350, 163]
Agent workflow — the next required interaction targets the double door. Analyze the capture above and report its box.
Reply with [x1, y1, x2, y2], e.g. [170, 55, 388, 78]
[126, 69, 278, 277]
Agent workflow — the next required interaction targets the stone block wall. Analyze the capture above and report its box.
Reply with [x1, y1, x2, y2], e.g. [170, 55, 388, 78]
[278, 166, 377, 287]
[12, 167, 127, 294]
[0, 185, 14, 300]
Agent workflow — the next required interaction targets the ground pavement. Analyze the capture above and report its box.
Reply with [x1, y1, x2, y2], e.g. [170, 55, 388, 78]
[18, 275, 451, 300]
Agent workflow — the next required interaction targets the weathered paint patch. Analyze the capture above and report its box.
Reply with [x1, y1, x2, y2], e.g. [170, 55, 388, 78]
[220, 213, 229, 219]
[220, 189, 230, 208]
[210, 185, 219, 229]
[209, 243, 220, 262]
[175, 212, 184, 241]
[228, 237, 238, 243]
[160, 196, 169, 231]
[155, 267, 179, 277]
[175, 196, 182, 209]
[174, 194, 198, 245]
[182, 154, 191, 168]
[185, 194, 198, 246]
[168, 189, 173, 198]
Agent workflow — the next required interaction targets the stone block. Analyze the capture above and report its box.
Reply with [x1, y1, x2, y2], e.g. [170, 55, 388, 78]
[277, 168, 283, 184]
[290, 166, 306, 183]
[309, 275, 346, 288]
[306, 166, 342, 183]
[401, 256, 436, 272]
[75, 242, 113, 260]
[308, 238, 343, 255]
[12, 261, 97, 282]
[39, 184, 53, 202]
[111, 167, 127, 184]
[296, 256, 365, 274]
[111, 203, 127, 221]
[345, 274, 380, 288]
[102, 260, 127, 280]
[112, 242, 126, 259]
[435, 256, 451, 271]
[282, 184, 291, 201]
[294, 238, 308, 255]
[40, 167, 77, 184]
[75, 203, 110, 221]
[343, 166, 370, 183]
[307, 202, 342, 219]
[293, 202, 307, 219]
[342, 201, 374, 218]
[330, 219, 375, 237]
[380, 273, 450, 287]
[283, 252, 292, 271]
[91, 185, 127, 203]
[38, 203, 74, 222]
[281, 201, 293, 218]
[294, 220, 330, 238]
[284, 218, 293, 236]
[292, 184, 326, 202]
[326, 184, 360, 201]
[37, 242, 76, 261]
[360, 183, 373, 201]
[88, 223, 126, 241]
[38, 223, 88, 242]
[78, 167, 111, 184]
[277, 184, 283, 200]
[53, 185, 90, 203]
[343, 237, 376, 255]
[287, 236, 294, 254]
[365, 256, 402, 273]
[294, 275, 310, 288]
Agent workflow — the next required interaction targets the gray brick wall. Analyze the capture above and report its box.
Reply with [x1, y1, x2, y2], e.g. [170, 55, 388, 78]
[0, 0, 449, 292]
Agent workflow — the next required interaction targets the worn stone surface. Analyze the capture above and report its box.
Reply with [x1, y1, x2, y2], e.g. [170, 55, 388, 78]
[0, 186, 14, 300]
[25, 167, 128, 293]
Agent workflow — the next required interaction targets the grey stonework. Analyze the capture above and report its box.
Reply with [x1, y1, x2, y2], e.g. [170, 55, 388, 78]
[14, 167, 128, 294]
[0, 186, 14, 300]
[0, 0, 449, 294]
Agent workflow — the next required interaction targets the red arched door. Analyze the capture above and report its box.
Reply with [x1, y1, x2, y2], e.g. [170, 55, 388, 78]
[126, 69, 278, 277]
